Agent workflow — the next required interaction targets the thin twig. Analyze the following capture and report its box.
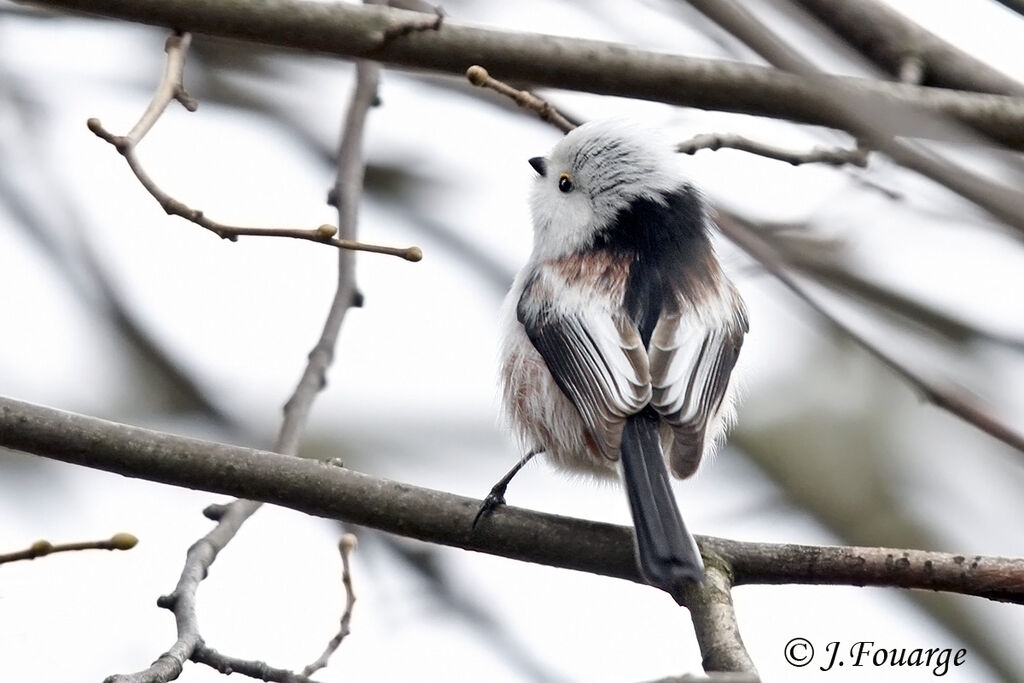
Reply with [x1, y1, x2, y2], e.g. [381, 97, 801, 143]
[682, 559, 758, 675]
[463, 67, 1024, 457]
[191, 647, 322, 683]
[676, 132, 868, 167]
[466, 66, 575, 134]
[0, 533, 137, 565]
[302, 534, 358, 677]
[105, 40, 383, 683]
[5, 396, 1024, 605]
[87, 31, 420, 262]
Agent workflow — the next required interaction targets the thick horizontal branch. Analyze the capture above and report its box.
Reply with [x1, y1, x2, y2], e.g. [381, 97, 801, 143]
[17, 0, 1024, 150]
[2, 396, 1022, 604]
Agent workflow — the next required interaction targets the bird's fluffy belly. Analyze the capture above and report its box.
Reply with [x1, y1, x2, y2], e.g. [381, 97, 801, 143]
[500, 322, 621, 479]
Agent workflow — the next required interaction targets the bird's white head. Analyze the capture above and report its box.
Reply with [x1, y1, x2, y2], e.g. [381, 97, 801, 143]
[528, 120, 687, 261]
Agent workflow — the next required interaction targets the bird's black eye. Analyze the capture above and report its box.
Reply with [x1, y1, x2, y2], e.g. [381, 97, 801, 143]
[558, 174, 574, 193]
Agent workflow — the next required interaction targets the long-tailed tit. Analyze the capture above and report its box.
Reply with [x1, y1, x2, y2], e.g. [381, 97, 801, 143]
[492, 120, 748, 604]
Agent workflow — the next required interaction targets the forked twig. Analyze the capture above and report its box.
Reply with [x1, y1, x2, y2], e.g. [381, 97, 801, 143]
[88, 31, 421, 262]
[677, 132, 868, 167]
[466, 66, 575, 134]
[106, 37, 384, 683]
[302, 534, 359, 677]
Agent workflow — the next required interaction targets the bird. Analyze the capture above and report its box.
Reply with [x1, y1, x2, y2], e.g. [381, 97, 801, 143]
[488, 120, 748, 605]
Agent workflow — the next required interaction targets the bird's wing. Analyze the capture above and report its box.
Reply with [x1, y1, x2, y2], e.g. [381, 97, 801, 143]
[649, 288, 747, 479]
[519, 292, 652, 461]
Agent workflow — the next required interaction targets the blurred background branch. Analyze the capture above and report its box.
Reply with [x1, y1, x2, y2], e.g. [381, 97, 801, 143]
[2, 0, 1024, 680]
[787, 0, 1024, 95]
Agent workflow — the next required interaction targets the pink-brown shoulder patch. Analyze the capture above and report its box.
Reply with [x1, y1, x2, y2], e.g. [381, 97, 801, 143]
[549, 252, 630, 298]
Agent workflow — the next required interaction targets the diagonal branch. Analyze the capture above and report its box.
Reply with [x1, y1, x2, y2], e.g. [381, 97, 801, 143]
[2, 395, 1023, 605]
[104, 47, 384, 683]
[714, 211, 1024, 456]
[772, 237, 1024, 352]
[788, 0, 1024, 96]
[87, 31, 420, 261]
[466, 66, 575, 134]
[682, 0, 1024, 236]
[714, 209, 1024, 455]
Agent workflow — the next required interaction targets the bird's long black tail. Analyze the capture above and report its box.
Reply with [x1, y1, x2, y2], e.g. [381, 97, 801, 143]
[620, 411, 703, 604]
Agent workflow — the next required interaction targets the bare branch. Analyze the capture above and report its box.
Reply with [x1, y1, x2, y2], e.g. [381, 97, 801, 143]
[302, 534, 358, 677]
[676, 132, 867, 167]
[700, 537, 1024, 598]
[682, 560, 758, 675]
[104, 44, 384, 683]
[87, 31, 420, 262]
[18, 0, 1024, 151]
[466, 65, 575, 134]
[0, 532, 137, 565]
[2, 396, 1023, 605]
[191, 647, 322, 683]
[714, 210, 1024, 456]
[777, 242, 1024, 352]
[682, 0, 1024, 236]
[472, 57, 869, 170]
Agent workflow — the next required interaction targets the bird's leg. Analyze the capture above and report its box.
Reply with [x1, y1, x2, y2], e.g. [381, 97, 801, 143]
[472, 450, 540, 528]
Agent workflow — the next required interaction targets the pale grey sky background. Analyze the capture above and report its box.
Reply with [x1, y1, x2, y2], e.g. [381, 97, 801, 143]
[2, 1, 1023, 681]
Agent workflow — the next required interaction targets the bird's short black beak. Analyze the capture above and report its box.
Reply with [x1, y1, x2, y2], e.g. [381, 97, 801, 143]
[528, 156, 547, 177]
